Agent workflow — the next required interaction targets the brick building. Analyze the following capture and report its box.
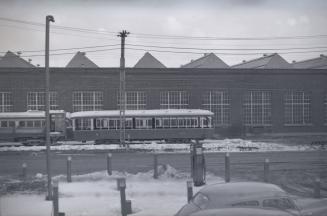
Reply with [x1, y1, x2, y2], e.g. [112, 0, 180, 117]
[0, 51, 327, 137]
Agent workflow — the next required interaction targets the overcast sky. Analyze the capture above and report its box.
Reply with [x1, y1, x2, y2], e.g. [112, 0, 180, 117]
[0, 0, 327, 67]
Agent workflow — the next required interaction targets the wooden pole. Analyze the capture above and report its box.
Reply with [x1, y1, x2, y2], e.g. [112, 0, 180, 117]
[187, 181, 193, 203]
[22, 162, 27, 180]
[264, 158, 270, 183]
[314, 178, 321, 198]
[53, 181, 59, 216]
[225, 153, 230, 183]
[153, 154, 158, 179]
[66, 156, 72, 183]
[117, 178, 127, 216]
[107, 153, 112, 175]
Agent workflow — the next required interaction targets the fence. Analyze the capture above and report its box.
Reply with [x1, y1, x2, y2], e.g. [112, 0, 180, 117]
[13, 152, 326, 199]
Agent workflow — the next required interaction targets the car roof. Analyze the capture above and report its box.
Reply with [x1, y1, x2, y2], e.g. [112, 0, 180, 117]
[190, 208, 292, 216]
[199, 182, 287, 206]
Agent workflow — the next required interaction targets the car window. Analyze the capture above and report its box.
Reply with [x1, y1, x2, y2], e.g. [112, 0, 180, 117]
[231, 200, 260, 207]
[262, 198, 296, 210]
[192, 193, 209, 209]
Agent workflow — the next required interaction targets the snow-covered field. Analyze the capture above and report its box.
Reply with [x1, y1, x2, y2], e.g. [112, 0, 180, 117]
[0, 166, 222, 216]
[0, 138, 324, 152]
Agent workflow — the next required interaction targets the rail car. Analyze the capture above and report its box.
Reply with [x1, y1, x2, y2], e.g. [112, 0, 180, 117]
[70, 109, 214, 143]
[0, 110, 66, 143]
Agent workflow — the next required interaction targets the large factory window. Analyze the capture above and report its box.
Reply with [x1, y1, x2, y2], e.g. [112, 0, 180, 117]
[0, 92, 13, 112]
[202, 91, 230, 126]
[72, 91, 103, 112]
[117, 91, 146, 110]
[27, 92, 58, 111]
[160, 91, 189, 109]
[243, 91, 272, 126]
[284, 91, 311, 125]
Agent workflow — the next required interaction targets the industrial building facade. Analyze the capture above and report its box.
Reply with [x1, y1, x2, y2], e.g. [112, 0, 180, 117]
[0, 67, 326, 137]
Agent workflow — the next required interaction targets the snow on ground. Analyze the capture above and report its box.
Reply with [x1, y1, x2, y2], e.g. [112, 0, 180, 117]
[0, 139, 323, 152]
[0, 166, 223, 216]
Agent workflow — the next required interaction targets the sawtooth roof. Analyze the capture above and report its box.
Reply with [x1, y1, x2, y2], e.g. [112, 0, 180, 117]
[292, 54, 327, 69]
[232, 53, 291, 69]
[134, 52, 166, 68]
[181, 53, 229, 68]
[66, 51, 98, 68]
[0, 51, 35, 68]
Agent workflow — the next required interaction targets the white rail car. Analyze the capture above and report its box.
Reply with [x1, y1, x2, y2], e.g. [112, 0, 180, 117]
[70, 109, 214, 143]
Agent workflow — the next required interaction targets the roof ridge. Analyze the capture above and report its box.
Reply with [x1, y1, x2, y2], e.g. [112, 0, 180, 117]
[292, 55, 326, 64]
[232, 53, 276, 67]
[182, 53, 213, 66]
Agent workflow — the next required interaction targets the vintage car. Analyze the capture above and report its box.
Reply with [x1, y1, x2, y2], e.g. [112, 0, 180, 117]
[175, 182, 327, 216]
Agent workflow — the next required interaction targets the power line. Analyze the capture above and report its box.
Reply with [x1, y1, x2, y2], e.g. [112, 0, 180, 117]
[126, 44, 327, 51]
[2, 42, 327, 55]
[1, 16, 327, 41]
[125, 47, 327, 55]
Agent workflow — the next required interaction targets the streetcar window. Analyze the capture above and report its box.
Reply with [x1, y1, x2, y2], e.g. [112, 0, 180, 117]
[126, 118, 133, 129]
[163, 118, 170, 128]
[19, 121, 25, 127]
[155, 118, 163, 128]
[95, 118, 109, 130]
[191, 118, 198, 128]
[0, 121, 8, 128]
[109, 119, 116, 129]
[26, 121, 33, 127]
[170, 118, 178, 128]
[9, 121, 15, 127]
[75, 118, 91, 130]
[178, 118, 186, 128]
[201, 117, 209, 128]
[135, 118, 152, 129]
[34, 120, 41, 127]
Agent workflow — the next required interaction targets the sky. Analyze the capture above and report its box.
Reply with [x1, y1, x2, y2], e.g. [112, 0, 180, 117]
[0, 0, 327, 67]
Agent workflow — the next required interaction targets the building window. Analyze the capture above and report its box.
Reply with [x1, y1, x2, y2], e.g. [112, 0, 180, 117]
[284, 91, 311, 125]
[73, 91, 103, 112]
[160, 91, 189, 109]
[0, 92, 13, 112]
[27, 92, 58, 111]
[118, 91, 146, 110]
[202, 91, 230, 126]
[243, 91, 272, 126]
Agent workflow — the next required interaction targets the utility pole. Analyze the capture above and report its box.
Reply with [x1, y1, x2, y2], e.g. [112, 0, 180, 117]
[45, 15, 54, 200]
[118, 30, 129, 147]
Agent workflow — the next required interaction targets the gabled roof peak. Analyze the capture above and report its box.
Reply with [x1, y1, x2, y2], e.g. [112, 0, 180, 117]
[0, 50, 35, 68]
[134, 52, 166, 68]
[232, 53, 291, 69]
[181, 53, 229, 68]
[66, 51, 98, 68]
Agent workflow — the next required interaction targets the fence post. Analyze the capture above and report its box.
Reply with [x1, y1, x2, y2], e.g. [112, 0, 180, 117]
[264, 158, 270, 183]
[314, 178, 321, 198]
[67, 156, 72, 183]
[22, 163, 27, 180]
[53, 181, 59, 216]
[225, 153, 230, 183]
[187, 181, 193, 203]
[153, 154, 158, 179]
[107, 153, 112, 175]
[118, 178, 127, 216]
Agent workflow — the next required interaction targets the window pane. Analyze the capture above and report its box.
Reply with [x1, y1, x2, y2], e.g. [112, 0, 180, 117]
[202, 91, 230, 126]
